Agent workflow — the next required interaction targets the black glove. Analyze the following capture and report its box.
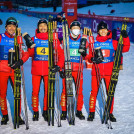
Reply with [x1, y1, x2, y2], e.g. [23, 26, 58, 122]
[81, 50, 87, 57]
[91, 57, 103, 64]
[51, 65, 60, 73]
[121, 30, 128, 38]
[11, 59, 23, 69]
[78, 38, 87, 57]
[59, 71, 65, 78]
[23, 33, 35, 48]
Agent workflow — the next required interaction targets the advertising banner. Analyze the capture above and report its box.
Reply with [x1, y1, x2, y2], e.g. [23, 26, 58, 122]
[62, 0, 77, 25]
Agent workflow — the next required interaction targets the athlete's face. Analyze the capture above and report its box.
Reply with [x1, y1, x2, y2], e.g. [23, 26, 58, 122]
[71, 26, 80, 36]
[98, 29, 108, 36]
[39, 23, 47, 33]
[6, 24, 16, 35]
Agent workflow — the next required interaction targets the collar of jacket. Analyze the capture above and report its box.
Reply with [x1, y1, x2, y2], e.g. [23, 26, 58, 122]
[35, 29, 48, 40]
[4, 31, 14, 38]
[96, 30, 112, 42]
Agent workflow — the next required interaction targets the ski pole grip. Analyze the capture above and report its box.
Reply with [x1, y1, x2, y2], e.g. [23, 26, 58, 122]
[89, 36, 94, 44]
[8, 49, 15, 67]
[17, 36, 23, 44]
[22, 32, 36, 48]
[53, 32, 58, 40]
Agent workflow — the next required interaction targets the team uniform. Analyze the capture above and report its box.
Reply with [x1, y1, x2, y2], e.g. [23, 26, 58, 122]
[28, 29, 64, 121]
[0, 30, 29, 124]
[88, 28, 130, 121]
[60, 32, 89, 120]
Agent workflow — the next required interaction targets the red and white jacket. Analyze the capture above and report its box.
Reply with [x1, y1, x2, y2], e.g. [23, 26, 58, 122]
[0, 31, 29, 73]
[88, 31, 130, 76]
[28, 29, 64, 76]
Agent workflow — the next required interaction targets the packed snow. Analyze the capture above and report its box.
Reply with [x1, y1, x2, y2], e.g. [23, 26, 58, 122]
[0, 2, 134, 134]
[25, 2, 134, 18]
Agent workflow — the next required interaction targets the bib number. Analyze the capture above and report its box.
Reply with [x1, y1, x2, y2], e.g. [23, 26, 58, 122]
[36, 47, 48, 55]
[70, 49, 80, 56]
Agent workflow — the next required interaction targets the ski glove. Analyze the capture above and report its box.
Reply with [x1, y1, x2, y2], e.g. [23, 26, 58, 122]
[121, 30, 128, 38]
[59, 71, 65, 78]
[81, 51, 87, 57]
[78, 38, 87, 57]
[11, 59, 23, 69]
[51, 65, 60, 73]
[23, 33, 35, 48]
[91, 57, 103, 64]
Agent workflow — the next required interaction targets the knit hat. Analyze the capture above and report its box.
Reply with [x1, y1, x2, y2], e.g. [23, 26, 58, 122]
[97, 21, 108, 32]
[37, 18, 48, 29]
[5, 17, 18, 27]
[70, 20, 81, 29]
[57, 11, 65, 17]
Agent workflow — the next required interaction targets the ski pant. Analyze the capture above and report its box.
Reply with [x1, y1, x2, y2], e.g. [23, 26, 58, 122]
[89, 75, 114, 114]
[0, 71, 21, 115]
[60, 71, 84, 111]
[32, 75, 48, 112]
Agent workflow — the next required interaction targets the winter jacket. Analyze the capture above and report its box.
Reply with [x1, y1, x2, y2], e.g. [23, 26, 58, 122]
[88, 31, 130, 76]
[63, 34, 89, 72]
[28, 29, 64, 76]
[0, 31, 29, 73]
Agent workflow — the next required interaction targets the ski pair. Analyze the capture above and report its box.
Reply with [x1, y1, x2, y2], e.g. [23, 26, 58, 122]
[53, 22, 62, 127]
[62, 19, 75, 125]
[48, 16, 55, 126]
[102, 20, 128, 124]
[13, 28, 29, 129]
[48, 16, 61, 127]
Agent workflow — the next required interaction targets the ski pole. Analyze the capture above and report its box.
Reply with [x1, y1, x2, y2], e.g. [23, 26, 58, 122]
[75, 56, 83, 112]
[53, 21, 61, 127]
[89, 29, 112, 129]
[18, 28, 29, 130]
[75, 27, 88, 112]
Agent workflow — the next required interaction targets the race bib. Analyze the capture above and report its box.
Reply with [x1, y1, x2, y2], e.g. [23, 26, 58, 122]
[70, 49, 80, 57]
[36, 47, 48, 55]
[102, 49, 110, 57]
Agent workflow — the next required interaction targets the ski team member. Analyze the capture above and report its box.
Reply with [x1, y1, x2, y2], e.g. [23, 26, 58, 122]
[87, 21, 130, 122]
[55, 11, 66, 43]
[0, 17, 29, 125]
[27, 19, 64, 121]
[60, 20, 89, 120]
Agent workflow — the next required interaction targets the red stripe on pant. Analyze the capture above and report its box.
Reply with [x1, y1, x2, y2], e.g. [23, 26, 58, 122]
[32, 75, 48, 112]
[0, 71, 21, 115]
[60, 71, 84, 111]
[89, 75, 114, 114]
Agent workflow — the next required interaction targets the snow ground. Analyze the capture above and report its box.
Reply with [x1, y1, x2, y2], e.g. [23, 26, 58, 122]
[0, 5, 134, 134]
[26, 2, 134, 18]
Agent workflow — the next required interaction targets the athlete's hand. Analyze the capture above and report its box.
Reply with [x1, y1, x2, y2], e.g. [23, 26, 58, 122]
[11, 59, 23, 69]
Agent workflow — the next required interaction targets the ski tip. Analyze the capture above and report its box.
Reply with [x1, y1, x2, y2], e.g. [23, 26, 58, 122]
[124, 17, 129, 22]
